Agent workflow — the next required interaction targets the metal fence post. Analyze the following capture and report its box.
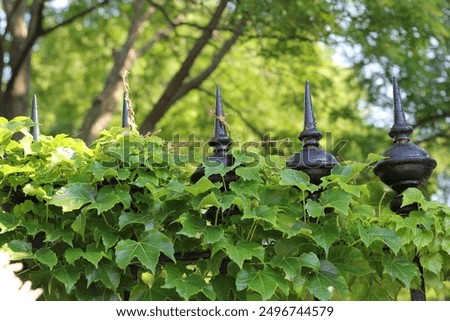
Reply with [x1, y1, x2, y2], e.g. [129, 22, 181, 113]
[373, 77, 437, 300]
[122, 92, 130, 128]
[31, 95, 40, 142]
[191, 85, 236, 185]
[286, 81, 338, 199]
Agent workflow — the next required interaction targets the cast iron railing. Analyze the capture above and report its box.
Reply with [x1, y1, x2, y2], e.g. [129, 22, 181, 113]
[28, 77, 437, 301]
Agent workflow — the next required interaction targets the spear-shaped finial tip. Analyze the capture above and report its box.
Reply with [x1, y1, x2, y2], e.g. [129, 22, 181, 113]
[31, 94, 40, 141]
[122, 91, 129, 128]
[213, 85, 227, 138]
[209, 85, 232, 150]
[389, 77, 413, 142]
[298, 81, 322, 147]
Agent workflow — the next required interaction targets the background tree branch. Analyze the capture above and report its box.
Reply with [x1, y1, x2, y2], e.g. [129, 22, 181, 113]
[138, 0, 234, 135]
[1, 0, 109, 118]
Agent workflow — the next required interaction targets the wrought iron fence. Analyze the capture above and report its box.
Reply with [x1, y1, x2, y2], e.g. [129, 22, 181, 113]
[28, 78, 437, 301]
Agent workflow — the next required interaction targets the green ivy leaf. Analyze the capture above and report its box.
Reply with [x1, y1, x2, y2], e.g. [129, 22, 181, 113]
[133, 172, 158, 188]
[49, 183, 96, 212]
[413, 229, 434, 250]
[328, 246, 373, 276]
[54, 266, 81, 293]
[442, 237, 450, 255]
[358, 223, 403, 254]
[23, 183, 51, 201]
[420, 253, 443, 276]
[320, 188, 352, 215]
[338, 182, 365, 197]
[204, 162, 230, 177]
[305, 200, 324, 218]
[242, 205, 277, 226]
[86, 186, 120, 214]
[279, 169, 311, 191]
[327, 163, 368, 184]
[198, 192, 220, 208]
[177, 213, 223, 244]
[163, 264, 215, 300]
[1, 116, 34, 132]
[65, 248, 84, 265]
[7, 240, 32, 253]
[115, 185, 131, 209]
[298, 252, 322, 271]
[115, 230, 175, 273]
[35, 248, 58, 270]
[166, 179, 185, 193]
[383, 255, 419, 288]
[229, 181, 260, 200]
[219, 239, 265, 269]
[0, 164, 33, 176]
[185, 176, 216, 196]
[83, 244, 104, 268]
[275, 213, 311, 237]
[232, 148, 257, 165]
[235, 167, 263, 182]
[306, 260, 348, 300]
[129, 284, 175, 301]
[88, 162, 118, 181]
[71, 213, 86, 240]
[46, 229, 74, 246]
[273, 238, 300, 257]
[309, 219, 339, 256]
[93, 225, 119, 249]
[117, 167, 131, 180]
[85, 262, 121, 293]
[211, 275, 235, 300]
[270, 252, 320, 278]
[365, 153, 387, 164]
[118, 211, 156, 231]
[236, 265, 289, 300]
[402, 188, 426, 207]
[0, 212, 19, 233]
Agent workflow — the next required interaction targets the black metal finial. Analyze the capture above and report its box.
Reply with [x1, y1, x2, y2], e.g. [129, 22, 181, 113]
[190, 86, 238, 224]
[191, 85, 235, 184]
[389, 77, 413, 142]
[209, 85, 232, 158]
[374, 78, 437, 211]
[31, 95, 40, 141]
[286, 81, 338, 187]
[374, 77, 438, 302]
[299, 81, 323, 147]
[122, 92, 129, 128]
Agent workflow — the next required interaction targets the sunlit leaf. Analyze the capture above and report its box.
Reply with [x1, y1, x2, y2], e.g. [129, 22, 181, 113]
[49, 183, 96, 212]
[115, 230, 175, 273]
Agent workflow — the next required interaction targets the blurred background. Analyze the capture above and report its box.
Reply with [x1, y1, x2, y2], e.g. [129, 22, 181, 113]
[0, 0, 448, 202]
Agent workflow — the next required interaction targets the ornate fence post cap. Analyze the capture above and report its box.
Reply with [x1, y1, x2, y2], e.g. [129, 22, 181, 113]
[191, 85, 235, 183]
[31, 95, 40, 142]
[373, 78, 437, 211]
[286, 81, 338, 185]
[298, 80, 323, 146]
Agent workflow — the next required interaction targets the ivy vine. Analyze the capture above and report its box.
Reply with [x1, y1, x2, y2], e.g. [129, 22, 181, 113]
[0, 117, 449, 300]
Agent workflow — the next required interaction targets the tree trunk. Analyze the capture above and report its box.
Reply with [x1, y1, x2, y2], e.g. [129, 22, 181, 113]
[2, 0, 31, 119]
[138, 0, 230, 135]
[77, 0, 152, 144]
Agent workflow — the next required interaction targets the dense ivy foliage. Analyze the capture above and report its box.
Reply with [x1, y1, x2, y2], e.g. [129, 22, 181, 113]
[0, 117, 449, 300]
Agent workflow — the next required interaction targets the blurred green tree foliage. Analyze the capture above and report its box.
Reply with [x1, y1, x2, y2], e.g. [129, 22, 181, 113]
[0, 0, 447, 197]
